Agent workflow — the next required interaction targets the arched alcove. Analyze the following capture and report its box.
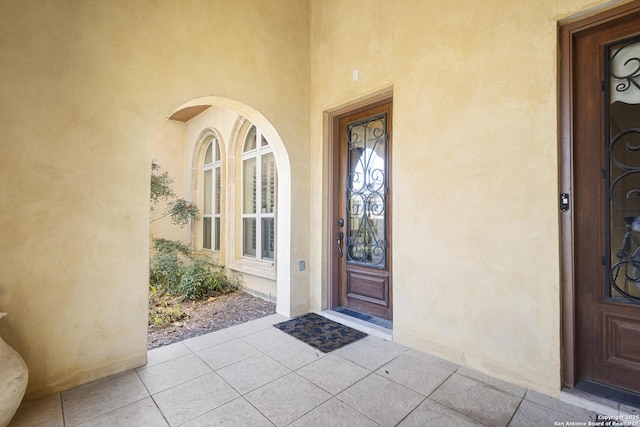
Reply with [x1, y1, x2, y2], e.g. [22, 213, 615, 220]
[155, 96, 292, 316]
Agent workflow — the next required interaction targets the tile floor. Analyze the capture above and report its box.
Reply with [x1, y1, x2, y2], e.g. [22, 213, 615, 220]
[8, 313, 640, 427]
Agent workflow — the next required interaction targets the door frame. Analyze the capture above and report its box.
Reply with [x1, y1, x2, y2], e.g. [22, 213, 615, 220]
[559, 0, 640, 389]
[326, 89, 393, 313]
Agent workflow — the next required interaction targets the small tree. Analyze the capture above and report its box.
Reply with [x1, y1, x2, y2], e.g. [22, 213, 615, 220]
[148, 161, 239, 313]
[150, 160, 199, 227]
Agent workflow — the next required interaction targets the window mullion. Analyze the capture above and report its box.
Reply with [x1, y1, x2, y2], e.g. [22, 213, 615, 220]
[203, 159, 212, 250]
[255, 139, 263, 260]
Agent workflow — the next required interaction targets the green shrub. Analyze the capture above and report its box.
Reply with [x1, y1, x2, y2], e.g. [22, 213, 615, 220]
[149, 238, 240, 300]
[176, 257, 236, 300]
[149, 250, 184, 293]
[149, 161, 238, 303]
[152, 237, 192, 257]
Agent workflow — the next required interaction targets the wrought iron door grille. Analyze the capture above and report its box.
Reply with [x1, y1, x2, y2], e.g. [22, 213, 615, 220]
[606, 34, 640, 303]
[345, 113, 388, 268]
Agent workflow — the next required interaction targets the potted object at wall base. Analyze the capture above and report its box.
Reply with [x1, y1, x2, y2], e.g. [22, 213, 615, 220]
[0, 312, 28, 427]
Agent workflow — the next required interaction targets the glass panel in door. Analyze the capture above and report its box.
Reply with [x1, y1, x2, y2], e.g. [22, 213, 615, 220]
[346, 114, 387, 268]
[607, 36, 640, 302]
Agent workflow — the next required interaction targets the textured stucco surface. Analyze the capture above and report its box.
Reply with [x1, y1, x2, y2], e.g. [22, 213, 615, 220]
[0, 0, 634, 400]
[151, 120, 188, 244]
[307, 0, 634, 396]
[0, 0, 310, 397]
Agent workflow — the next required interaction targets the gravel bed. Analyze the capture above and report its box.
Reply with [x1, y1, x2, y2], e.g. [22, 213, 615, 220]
[147, 291, 276, 350]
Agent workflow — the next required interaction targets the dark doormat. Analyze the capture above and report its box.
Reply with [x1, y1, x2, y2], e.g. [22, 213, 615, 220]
[274, 313, 367, 353]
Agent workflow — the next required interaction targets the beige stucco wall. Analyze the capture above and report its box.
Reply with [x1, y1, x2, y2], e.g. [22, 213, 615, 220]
[308, 0, 634, 396]
[151, 120, 189, 243]
[0, 0, 310, 398]
[1, 0, 634, 401]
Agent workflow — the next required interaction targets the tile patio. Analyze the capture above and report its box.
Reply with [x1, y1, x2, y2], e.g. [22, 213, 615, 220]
[8, 314, 640, 426]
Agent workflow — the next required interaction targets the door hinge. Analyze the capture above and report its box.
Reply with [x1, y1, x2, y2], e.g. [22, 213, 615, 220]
[602, 255, 606, 265]
[601, 80, 606, 92]
[602, 168, 606, 179]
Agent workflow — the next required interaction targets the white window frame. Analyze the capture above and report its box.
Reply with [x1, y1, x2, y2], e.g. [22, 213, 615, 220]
[202, 136, 222, 252]
[241, 125, 276, 261]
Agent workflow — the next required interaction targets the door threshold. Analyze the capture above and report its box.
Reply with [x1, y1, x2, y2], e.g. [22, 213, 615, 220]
[561, 381, 640, 416]
[332, 307, 393, 329]
[318, 308, 393, 341]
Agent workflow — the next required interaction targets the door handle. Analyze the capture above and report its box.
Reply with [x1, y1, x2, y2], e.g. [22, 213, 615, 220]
[337, 231, 344, 257]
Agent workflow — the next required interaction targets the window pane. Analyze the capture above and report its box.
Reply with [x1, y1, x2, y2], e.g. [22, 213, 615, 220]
[214, 217, 220, 251]
[203, 218, 212, 250]
[203, 169, 212, 215]
[261, 134, 268, 147]
[214, 140, 220, 162]
[244, 126, 256, 152]
[262, 218, 275, 260]
[243, 158, 256, 214]
[204, 141, 213, 164]
[243, 218, 256, 257]
[261, 153, 276, 214]
[215, 166, 221, 215]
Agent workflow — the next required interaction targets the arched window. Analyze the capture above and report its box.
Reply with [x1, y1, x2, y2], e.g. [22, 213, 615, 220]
[242, 125, 276, 260]
[202, 137, 222, 251]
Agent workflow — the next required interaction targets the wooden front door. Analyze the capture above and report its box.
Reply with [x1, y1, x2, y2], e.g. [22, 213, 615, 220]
[333, 100, 393, 320]
[570, 4, 640, 396]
